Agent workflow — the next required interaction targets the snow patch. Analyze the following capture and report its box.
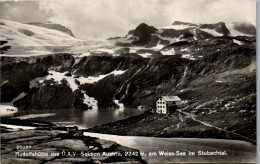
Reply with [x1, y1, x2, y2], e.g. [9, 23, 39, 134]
[38, 70, 126, 92]
[153, 40, 165, 49]
[81, 91, 98, 109]
[76, 70, 126, 85]
[40, 71, 78, 91]
[180, 47, 189, 52]
[233, 39, 243, 45]
[208, 110, 217, 114]
[0, 124, 36, 130]
[25, 69, 126, 109]
[96, 48, 115, 54]
[114, 100, 124, 108]
[0, 105, 18, 117]
[112, 70, 126, 75]
[181, 54, 196, 60]
[1, 80, 8, 86]
[0, 54, 51, 57]
[200, 29, 223, 36]
[161, 48, 175, 55]
[157, 35, 181, 44]
[158, 24, 195, 30]
[239, 110, 247, 113]
[138, 53, 153, 58]
[129, 46, 149, 53]
[78, 52, 92, 57]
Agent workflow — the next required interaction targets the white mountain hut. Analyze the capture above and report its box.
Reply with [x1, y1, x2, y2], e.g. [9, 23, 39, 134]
[156, 96, 182, 114]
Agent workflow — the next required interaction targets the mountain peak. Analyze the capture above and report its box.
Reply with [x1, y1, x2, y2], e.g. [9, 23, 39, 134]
[134, 23, 157, 32]
[131, 23, 158, 46]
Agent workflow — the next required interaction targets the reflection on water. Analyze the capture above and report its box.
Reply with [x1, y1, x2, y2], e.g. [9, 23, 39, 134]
[113, 107, 124, 117]
[15, 107, 146, 128]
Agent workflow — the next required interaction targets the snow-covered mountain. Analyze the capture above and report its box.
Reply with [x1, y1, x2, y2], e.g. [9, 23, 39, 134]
[105, 21, 255, 59]
[114, 21, 255, 49]
[0, 19, 82, 55]
[0, 19, 255, 59]
[0, 19, 80, 46]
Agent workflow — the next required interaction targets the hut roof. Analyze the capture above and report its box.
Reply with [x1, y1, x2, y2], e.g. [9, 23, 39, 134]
[161, 96, 181, 102]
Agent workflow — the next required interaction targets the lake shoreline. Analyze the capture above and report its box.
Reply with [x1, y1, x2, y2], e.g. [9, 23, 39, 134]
[2, 106, 146, 129]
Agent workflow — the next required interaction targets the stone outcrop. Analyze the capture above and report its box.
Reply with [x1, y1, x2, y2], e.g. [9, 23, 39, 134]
[13, 79, 86, 110]
[0, 54, 74, 103]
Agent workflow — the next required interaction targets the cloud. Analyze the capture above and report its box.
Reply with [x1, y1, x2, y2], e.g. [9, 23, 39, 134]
[1, 0, 256, 40]
[39, 0, 173, 40]
[0, 1, 54, 23]
[39, 0, 256, 40]
[205, 0, 256, 25]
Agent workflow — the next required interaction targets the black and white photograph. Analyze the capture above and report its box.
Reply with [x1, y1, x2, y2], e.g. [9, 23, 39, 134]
[0, 0, 257, 163]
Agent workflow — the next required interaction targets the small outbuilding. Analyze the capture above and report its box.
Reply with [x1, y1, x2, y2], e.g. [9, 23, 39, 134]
[156, 96, 181, 114]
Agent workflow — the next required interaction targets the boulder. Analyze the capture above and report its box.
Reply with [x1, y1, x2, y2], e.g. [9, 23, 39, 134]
[95, 139, 116, 150]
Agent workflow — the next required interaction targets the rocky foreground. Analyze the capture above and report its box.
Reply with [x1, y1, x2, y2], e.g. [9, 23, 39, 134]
[1, 119, 146, 164]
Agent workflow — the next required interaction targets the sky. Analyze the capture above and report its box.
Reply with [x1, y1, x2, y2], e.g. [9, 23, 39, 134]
[0, 0, 256, 40]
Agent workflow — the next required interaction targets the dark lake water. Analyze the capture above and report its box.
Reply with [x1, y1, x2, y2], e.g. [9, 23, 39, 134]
[14, 107, 146, 128]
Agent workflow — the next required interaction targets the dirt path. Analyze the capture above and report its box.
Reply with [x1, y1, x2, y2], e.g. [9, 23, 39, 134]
[177, 109, 255, 143]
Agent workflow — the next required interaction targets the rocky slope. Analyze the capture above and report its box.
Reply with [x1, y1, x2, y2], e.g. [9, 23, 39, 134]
[1, 35, 255, 109]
